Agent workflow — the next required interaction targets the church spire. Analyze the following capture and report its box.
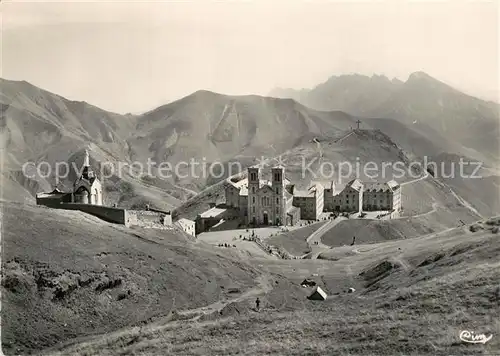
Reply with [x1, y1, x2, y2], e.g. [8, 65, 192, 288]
[83, 149, 90, 167]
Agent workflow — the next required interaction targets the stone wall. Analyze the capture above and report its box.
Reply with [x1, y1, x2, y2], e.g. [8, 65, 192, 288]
[37, 199, 173, 228]
[58, 203, 128, 225]
[125, 209, 172, 228]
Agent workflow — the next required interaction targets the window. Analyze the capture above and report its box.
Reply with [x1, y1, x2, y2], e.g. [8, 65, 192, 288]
[276, 208, 279, 214]
[276, 197, 279, 204]
[252, 187, 255, 194]
[252, 197, 255, 204]
[252, 206, 255, 213]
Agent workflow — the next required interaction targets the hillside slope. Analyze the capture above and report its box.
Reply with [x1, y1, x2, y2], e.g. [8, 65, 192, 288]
[1, 80, 361, 206]
[131, 90, 358, 187]
[0, 202, 262, 354]
[51, 218, 500, 355]
[271, 72, 500, 164]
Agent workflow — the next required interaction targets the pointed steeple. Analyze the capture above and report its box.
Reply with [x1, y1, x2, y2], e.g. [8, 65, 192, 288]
[83, 148, 90, 167]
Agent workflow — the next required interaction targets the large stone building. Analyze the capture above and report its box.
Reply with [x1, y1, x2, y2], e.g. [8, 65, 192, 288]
[323, 179, 401, 215]
[291, 182, 324, 220]
[224, 167, 402, 227]
[324, 179, 364, 213]
[224, 166, 300, 226]
[247, 166, 287, 226]
[362, 181, 401, 212]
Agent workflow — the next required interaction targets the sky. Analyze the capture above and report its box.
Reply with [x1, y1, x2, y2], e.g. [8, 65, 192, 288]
[2, 0, 499, 114]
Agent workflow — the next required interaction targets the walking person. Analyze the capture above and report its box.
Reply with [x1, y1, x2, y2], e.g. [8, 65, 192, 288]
[255, 297, 260, 311]
[350, 236, 356, 246]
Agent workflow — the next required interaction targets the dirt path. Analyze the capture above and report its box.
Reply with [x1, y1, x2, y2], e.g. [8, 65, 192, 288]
[335, 130, 355, 144]
[400, 170, 429, 187]
[50, 274, 274, 355]
[449, 187, 484, 219]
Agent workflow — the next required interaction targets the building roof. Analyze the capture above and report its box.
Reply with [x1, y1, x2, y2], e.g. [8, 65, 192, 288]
[227, 176, 248, 189]
[363, 180, 400, 192]
[293, 189, 315, 198]
[294, 182, 322, 198]
[37, 187, 70, 198]
[346, 179, 363, 192]
[176, 218, 194, 224]
[387, 180, 400, 190]
[199, 207, 227, 218]
[239, 185, 248, 196]
[37, 192, 68, 198]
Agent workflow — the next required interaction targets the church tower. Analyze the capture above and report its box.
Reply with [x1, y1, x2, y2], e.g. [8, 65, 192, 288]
[73, 148, 103, 205]
[247, 167, 259, 225]
[271, 166, 286, 225]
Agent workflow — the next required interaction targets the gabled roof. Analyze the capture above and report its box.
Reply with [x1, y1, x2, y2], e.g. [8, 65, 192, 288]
[293, 189, 315, 198]
[227, 176, 248, 189]
[387, 180, 400, 191]
[176, 218, 194, 224]
[363, 180, 400, 193]
[258, 184, 275, 194]
[239, 186, 248, 196]
[346, 179, 363, 192]
[308, 286, 327, 300]
[199, 207, 227, 218]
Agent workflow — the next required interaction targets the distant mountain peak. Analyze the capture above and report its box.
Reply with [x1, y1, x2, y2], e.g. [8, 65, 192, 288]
[405, 71, 457, 92]
[406, 71, 442, 84]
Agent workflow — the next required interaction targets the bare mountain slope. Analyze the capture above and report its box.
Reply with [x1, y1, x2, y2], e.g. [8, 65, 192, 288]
[130, 90, 358, 187]
[0, 78, 135, 168]
[270, 74, 403, 116]
[370, 72, 499, 163]
[271, 72, 500, 164]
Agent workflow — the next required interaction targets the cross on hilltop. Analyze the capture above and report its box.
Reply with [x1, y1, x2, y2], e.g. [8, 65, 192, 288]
[356, 120, 361, 130]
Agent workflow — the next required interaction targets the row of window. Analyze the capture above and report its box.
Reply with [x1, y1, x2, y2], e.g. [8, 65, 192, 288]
[250, 207, 280, 214]
[251, 196, 280, 205]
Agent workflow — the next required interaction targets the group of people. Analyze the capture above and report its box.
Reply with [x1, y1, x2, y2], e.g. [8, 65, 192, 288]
[218, 243, 236, 248]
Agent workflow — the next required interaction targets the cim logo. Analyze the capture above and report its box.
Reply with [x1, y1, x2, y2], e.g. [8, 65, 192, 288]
[459, 330, 493, 344]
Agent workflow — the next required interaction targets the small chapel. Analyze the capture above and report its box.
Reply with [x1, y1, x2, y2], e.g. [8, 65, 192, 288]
[36, 149, 103, 207]
[72, 149, 103, 205]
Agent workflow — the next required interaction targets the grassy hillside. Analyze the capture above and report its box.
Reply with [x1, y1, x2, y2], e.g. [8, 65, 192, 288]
[267, 222, 326, 256]
[0, 202, 263, 354]
[50, 218, 500, 355]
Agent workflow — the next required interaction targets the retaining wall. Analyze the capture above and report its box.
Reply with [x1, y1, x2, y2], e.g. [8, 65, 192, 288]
[58, 203, 128, 225]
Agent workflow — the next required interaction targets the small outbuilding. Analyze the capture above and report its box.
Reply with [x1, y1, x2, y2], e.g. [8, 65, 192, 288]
[307, 286, 327, 301]
[300, 279, 317, 287]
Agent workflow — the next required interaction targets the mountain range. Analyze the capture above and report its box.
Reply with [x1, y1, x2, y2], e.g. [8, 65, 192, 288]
[270, 72, 499, 165]
[1, 72, 499, 215]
